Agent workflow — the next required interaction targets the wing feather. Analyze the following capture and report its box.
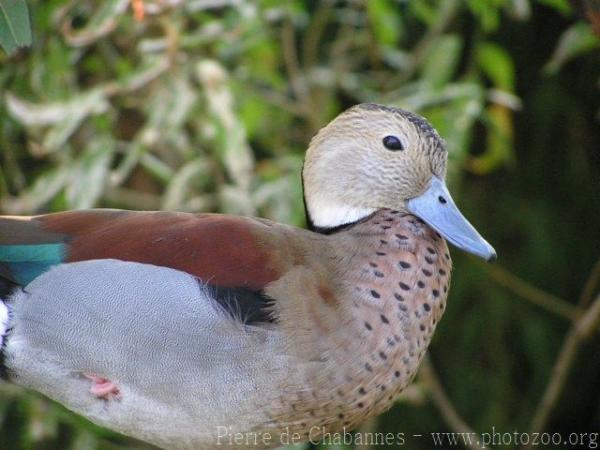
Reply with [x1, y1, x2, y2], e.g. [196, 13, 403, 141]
[0, 210, 290, 291]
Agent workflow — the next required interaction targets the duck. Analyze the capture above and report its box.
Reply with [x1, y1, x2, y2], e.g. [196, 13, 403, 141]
[0, 103, 495, 450]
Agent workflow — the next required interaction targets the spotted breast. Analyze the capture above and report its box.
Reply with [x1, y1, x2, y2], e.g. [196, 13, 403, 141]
[254, 209, 451, 439]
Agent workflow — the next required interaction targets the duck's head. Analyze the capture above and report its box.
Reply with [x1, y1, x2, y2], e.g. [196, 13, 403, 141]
[302, 103, 496, 262]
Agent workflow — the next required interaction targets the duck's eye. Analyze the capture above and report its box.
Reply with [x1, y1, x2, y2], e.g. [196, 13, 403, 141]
[382, 135, 404, 151]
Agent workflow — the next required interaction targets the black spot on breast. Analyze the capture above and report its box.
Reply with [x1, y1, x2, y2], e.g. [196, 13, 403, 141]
[380, 314, 390, 324]
[395, 234, 408, 240]
[417, 280, 425, 288]
[399, 282, 411, 291]
[371, 290, 381, 298]
[422, 269, 432, 277]
[365, 321, 373, 331]
[399, 261, 411, 269]
[394, 292, 404, 301]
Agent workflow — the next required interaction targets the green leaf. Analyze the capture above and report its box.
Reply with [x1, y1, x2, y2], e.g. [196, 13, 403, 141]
[535, 0, 572, 15]
[163, 160, 210, 211]
[6, 89, 110, 153]
[477, 42, 515, 90]
[0, 0, 32, 54]
[421, 34, 463, 88]
[197, 60, 255, 192]
[367, 0, 402, 48]
[544, 22, 600, 74]
[66, 138, 113, 209]
[0, 167, 69, 214]
[469, 104, 515, 174]
[410, 0, 439, 26]
[467, 0, 502, 32]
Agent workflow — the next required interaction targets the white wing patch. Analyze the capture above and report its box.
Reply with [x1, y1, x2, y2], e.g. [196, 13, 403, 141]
[0, 299, 9, 350]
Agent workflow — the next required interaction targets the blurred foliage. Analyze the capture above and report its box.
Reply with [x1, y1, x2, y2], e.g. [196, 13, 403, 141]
[0, 0, 32, 55]
[0, 0, 599, 449]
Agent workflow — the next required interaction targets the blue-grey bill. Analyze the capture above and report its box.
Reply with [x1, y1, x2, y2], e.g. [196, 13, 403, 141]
[407, 177, 497, 262]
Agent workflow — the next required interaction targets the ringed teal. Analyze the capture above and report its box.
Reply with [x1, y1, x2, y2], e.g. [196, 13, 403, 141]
[0, 103, 495, 449]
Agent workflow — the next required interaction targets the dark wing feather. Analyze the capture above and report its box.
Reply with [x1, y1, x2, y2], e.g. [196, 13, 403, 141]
[208, 285, 275, 325]
[0, 211, 298, 307]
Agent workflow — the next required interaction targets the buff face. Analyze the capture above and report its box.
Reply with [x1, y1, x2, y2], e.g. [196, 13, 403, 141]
[303, 103, 495, 261]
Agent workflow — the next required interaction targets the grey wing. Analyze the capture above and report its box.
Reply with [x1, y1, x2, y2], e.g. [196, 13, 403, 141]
[4, 260, 283, 449]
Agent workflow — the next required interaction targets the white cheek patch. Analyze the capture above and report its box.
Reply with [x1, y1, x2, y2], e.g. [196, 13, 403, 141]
[308, 198, 376, 229]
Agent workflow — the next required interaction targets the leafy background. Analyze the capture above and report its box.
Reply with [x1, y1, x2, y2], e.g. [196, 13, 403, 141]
[0, 0, 599, 449]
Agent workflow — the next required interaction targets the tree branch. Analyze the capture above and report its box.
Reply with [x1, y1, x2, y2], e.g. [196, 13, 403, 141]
[421, 356, 486, 450]
[527, 292, 600, 439]
[485, 264, 578, 321]
[578, 255, 600, 308]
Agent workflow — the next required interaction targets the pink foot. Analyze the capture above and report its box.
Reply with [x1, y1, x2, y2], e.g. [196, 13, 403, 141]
[84, 373, 121, 400]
